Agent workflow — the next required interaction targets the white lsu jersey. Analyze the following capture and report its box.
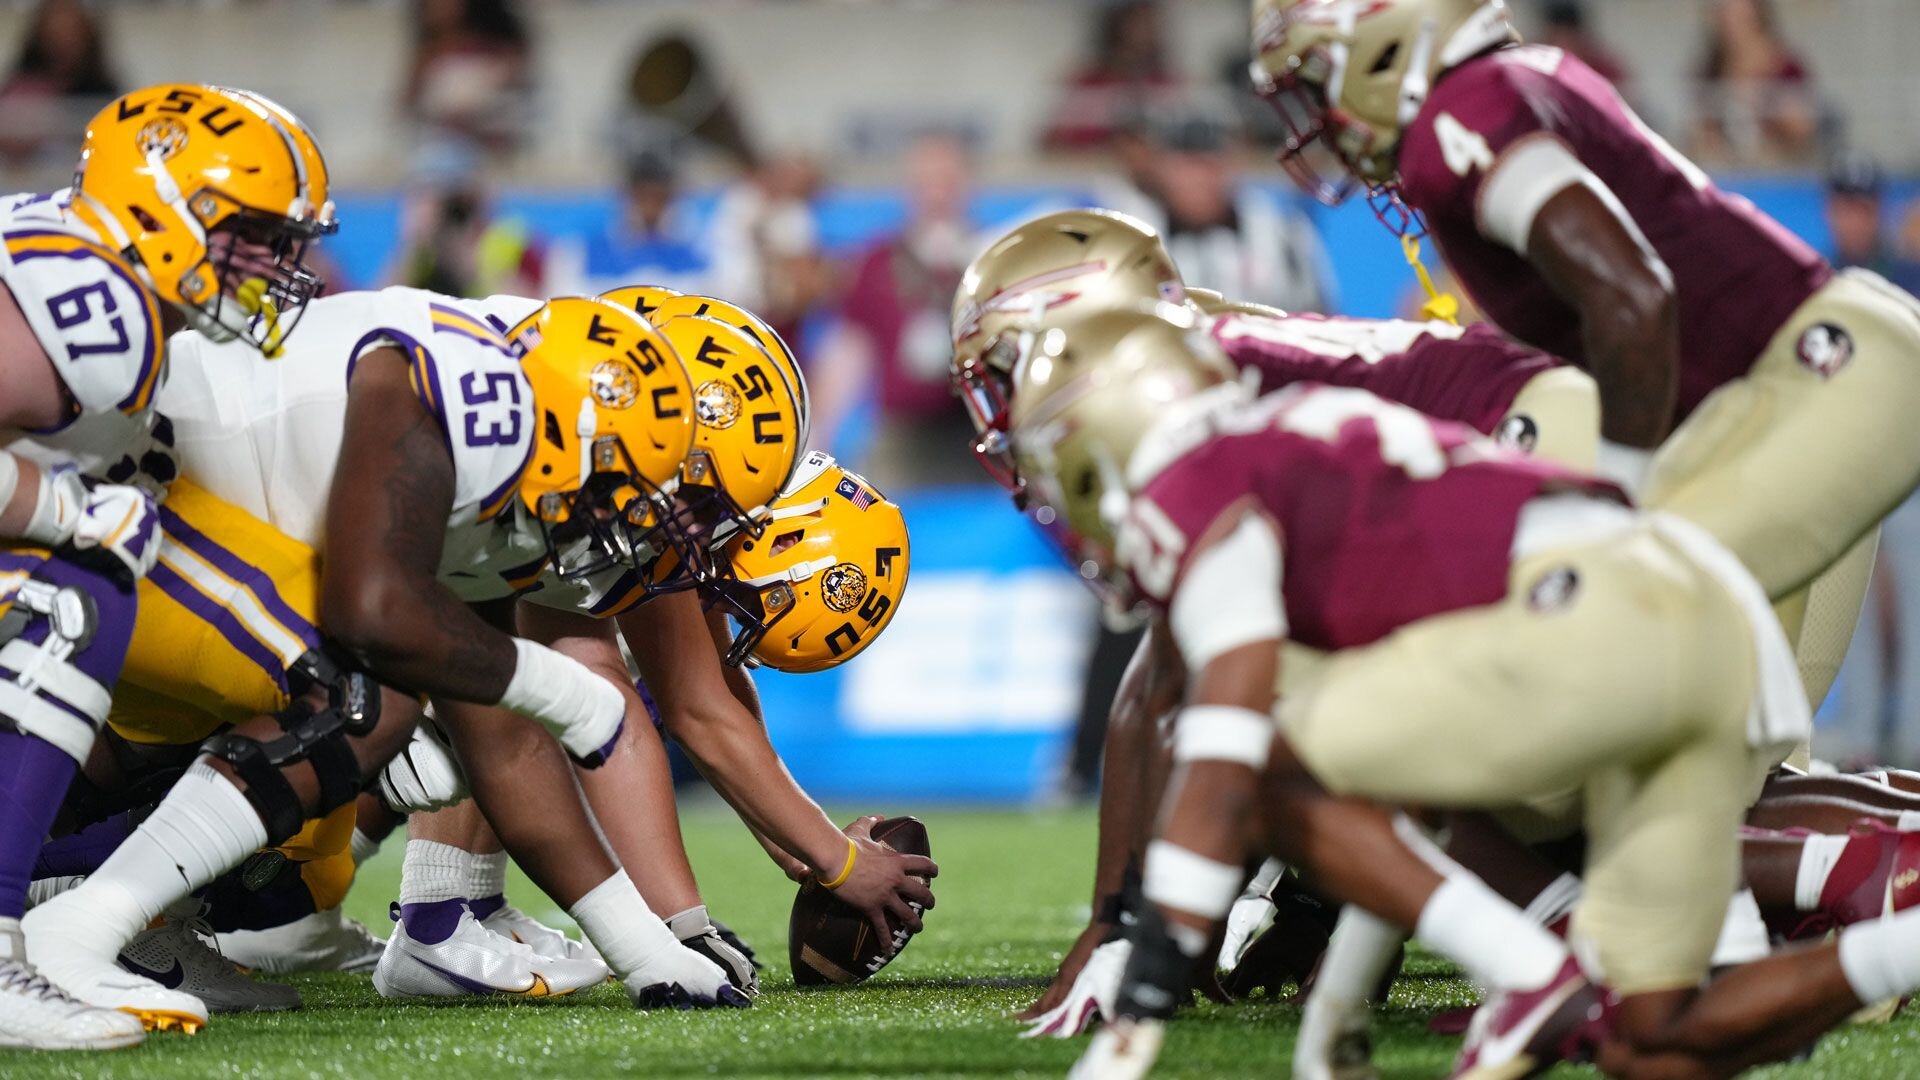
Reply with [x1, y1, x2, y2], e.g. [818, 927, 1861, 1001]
[159, 286, 550, 601]
[0, 189, 169, 477]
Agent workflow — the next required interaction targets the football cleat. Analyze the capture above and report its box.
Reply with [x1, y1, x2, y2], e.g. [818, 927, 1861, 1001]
[21, 895, 209, 1033]
[120, 910, 301, 1014]
[1451, 956, 1610, 1080]
[479, 902, 602, 967]
[621, 944, 751, 1011]
[1296, 994, 1379, 1080]
[666, 905, 759, 996]
[216, 907, 385, 975]
[0, 919, 145, 1050]
[1801, 821, 1920, 937]
[373, 904, 609, 1000]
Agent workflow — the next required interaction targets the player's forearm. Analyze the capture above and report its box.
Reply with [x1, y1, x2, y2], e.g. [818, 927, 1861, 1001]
[0, 452, 41, 538]
[667, 706, 846, 875]
[1584, 282, 1679, 450]
[325, 581, 518, 704]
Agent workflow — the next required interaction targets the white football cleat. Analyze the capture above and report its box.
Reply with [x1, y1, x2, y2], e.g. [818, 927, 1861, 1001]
[217, 907, 385, 975]
[373, 905, 608, 999]
[120, 910, 301, 1014]
[1068, 1016, 1166, 1080]
[22, 894, 209, 1033]
[0, 919, 145, 1050]
[479, 902, 601, 966]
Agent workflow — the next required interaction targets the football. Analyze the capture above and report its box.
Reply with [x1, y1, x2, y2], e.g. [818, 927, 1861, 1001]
[788, 816, 932, 986]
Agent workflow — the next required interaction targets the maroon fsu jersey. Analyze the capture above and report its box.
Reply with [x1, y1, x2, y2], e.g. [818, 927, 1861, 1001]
[1123, 385, 1621, 651]
[1395, 45, 1832, 423]
[1210, 311, 1555, 435]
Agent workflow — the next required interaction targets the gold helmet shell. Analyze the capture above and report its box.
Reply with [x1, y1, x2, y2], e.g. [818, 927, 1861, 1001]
[71, 83, 336, 354]
[508, 297, 696, 579]
[649, 293, 810, 448]
[1009, 302, 1238, 620]
[1250, 0, 1518, 200]
[598, 283, 683, 323]
[712, 451, 909, 672]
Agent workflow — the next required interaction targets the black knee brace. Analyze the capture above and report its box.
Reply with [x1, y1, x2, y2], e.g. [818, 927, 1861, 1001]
[286, 647, 381, 737]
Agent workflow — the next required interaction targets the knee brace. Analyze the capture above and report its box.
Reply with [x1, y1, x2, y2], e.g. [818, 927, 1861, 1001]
[199, 670, 369, 845]
[0, 575, 111, 764]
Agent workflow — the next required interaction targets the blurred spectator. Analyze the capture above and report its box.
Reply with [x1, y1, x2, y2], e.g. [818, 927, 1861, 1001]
[622, 32, 754, 168]
[1824, 152, 1920, 294]
[1044, 0, 1181, 152]
[0, 0, 118, 164]
[1135, 111, 1334, 314]
[383, 142, 545, 298]
[404, 0, 532, 154]
[547, 143, 710, 297]
[1538, 0, 1627, 87]
[1690, 0, 1820, 166]
[810, 134, 980, 490]
[705, 152, 830, 351]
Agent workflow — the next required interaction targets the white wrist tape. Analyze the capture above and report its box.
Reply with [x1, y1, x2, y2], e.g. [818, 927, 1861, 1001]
[497, 637, 624, 759]
[18, 462, 84, 547]
[1595, 439, 1655, 498]
[1172, 705, 1275, 768]
[0, 454, 17, 513]
[1142, 839, 1243, 922]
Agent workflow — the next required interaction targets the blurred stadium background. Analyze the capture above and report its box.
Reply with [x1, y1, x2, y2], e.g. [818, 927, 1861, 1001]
[4, 0, 1918, 802]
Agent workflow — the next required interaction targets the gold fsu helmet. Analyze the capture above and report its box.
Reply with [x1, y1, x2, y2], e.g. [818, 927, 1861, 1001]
[70, 83, 337, 355]
[950, 208, 1184, 499]
[598, 283, 683, 323]
[508, 296, 697, 580]
[648, 293, 810, 449]
[1250, 0, 1517, 202]
[1009, 302, 1239, 623]
[643, 314, 804, 590]
[708, 451, 909, 672]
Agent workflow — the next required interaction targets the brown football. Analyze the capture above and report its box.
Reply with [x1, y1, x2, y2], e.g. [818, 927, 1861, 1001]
[788, 816, 931, 986]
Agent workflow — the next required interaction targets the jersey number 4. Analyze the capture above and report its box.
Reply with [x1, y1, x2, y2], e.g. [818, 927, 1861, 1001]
[1434, 112, 1494, 178]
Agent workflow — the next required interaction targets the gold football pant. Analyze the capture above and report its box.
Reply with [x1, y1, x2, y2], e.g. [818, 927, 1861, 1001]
[1282, 526, 1757, 994]
[1643, 269, 1920, 709]
[1503, 365, 1600, 473]
[106, 478, 356, 909]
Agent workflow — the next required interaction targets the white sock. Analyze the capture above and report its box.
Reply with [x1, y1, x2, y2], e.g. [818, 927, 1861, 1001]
[1710, 888, 1771, 966]
[1314, 906, 1407, 1005]
[54, 763, 267, 948]
[1521, 872, 1584, 927]
[567, 869, 682, 981]
[1897, 811, 1920, 832]
[1795, 833, 1851, 911]
[350, 828, 382, 866]
[1415, 875, 1568, 990]
[399, 841, 472, 906]
[466, 849, 508, 900]
[1838, 907, 1920, 1004]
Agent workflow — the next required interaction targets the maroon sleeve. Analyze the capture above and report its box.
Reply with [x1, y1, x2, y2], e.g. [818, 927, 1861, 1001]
[836, 244, 893, 332]
[1397, 52, 1564, 235]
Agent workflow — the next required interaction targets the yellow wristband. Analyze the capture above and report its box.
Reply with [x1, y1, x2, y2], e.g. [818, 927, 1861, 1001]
[820, 838, 857, 890]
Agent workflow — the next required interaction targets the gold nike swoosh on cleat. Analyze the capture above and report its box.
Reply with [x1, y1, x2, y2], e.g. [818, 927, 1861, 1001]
[119, 1008, 205, 1034]
[508, 973, 555, 997]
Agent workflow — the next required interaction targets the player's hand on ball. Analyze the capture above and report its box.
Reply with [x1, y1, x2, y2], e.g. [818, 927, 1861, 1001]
[1020, 939, 1129, 1038]
[829, 815, 938, 949]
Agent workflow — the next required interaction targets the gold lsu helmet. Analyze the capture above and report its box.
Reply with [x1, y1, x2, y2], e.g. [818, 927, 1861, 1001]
[508, 296, 697, 580]
[598, 283, 683, 323]
[648, 293, 810, 449]
[643, 314, 803, 590]
[70, 83, 337, 355]
[1250, 0, 1517, 202]
[708, 450, 909, 672]
[1009, 302, 1239, 624]
[950, 208, 1185, 500]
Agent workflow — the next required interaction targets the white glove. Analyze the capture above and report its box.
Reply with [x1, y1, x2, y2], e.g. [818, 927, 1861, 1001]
[622, 941, 749, 1010]
[1294, 994, 1378, 1080]
[378, 718, 468, 814]
[496, 638, 625, 767]
[1218, 891, 1278, 972]
[70, 482, 161, 581]
[667, 905, 759, 996]
[1021, 939, 1130, 1038]
[1067, 1017, 1165, 1080]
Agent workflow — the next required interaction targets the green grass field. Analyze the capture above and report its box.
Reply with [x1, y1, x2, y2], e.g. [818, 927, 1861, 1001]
[6, 803, 1918, 1079]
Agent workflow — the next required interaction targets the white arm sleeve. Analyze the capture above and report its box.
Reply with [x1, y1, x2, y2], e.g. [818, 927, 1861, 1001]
[1167, 514, 1287, 670]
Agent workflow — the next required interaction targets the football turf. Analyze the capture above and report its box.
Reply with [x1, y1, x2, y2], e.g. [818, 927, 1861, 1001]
[8, 804, 1916, 1079]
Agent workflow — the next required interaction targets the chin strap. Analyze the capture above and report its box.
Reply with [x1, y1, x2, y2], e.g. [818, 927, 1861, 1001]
[1401, 232, 1461, 325]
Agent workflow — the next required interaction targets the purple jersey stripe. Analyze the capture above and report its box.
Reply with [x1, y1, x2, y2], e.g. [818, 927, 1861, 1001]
[432, 321, 518, 357]
[477, 435, 536, 522]
[157, 507, 321, 655]
[345, 327, 453, 454]
[147, 562, 291, 692]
